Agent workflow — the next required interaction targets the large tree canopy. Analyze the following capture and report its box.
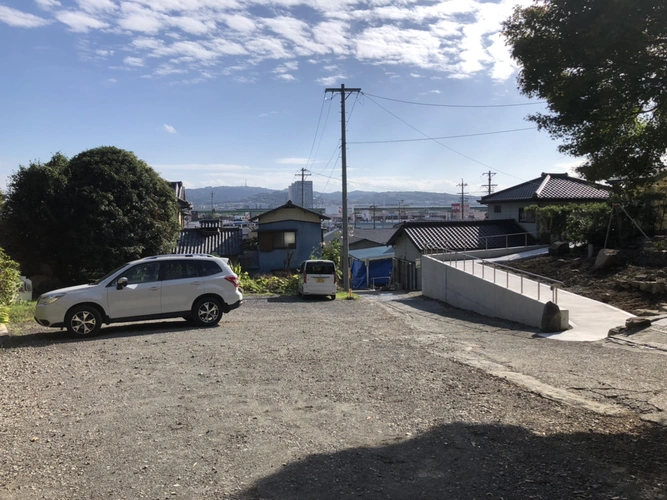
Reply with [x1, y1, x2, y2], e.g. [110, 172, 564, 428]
[0, 147, 180, 283]
[503, 0, 667, 187]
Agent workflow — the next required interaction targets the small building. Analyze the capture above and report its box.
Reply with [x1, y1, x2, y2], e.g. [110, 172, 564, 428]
[169, 181, 193, 228]
[173, 219, 243, 266]
[478, 173, 610, 238]
[249, 200, 330, 274]
[387, 219, 538, 290]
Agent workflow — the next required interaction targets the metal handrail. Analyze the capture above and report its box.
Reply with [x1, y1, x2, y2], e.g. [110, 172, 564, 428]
[436, 249, 564, 304]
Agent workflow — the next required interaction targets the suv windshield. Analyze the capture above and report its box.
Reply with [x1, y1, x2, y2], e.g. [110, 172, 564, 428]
[90, 263, 129, 285]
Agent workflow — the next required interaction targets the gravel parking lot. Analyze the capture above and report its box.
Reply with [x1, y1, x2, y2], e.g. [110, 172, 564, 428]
[2, 293, 667, 499]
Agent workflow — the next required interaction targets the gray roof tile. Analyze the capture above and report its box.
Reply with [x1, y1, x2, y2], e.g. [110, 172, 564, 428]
[479, 173, 609, 203]
[173, 226, 243, 257]
[387, 220, 537, 252]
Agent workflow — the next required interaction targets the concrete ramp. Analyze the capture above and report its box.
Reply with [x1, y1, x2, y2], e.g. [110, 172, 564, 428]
[422, 255, 633, 342]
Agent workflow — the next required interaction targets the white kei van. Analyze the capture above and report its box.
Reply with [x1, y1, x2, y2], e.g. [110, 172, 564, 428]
[297, 260, 338, 300]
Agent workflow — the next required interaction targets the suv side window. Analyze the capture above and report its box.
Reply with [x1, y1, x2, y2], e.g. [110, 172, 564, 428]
[115, 262, 161, 285]
[197, 260, 223, 277]
[162, 260, 199, 281]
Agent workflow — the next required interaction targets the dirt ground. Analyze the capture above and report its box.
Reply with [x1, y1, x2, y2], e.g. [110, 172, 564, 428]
[503, 248, 667, 315]
[2, 295, 667, 499]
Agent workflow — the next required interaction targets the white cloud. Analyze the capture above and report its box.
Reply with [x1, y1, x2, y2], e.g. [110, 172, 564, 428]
[107, 77, 117, 83]
[275, 74, 296, 81]
[317, 74, 346, 86]
[76, 0, 117, 12]
[56, 10, 108, 32]
[220, 13, 256, 33]
[124, 56, 144, 66]
[96, 48, 114, 56]
[0, 6, 50, 28]
[276, 158, 310, 165]
[118, 2, 163, 33]
[35, 0, 62, 10]
[6, 0, 529, 83]
[163, 124, 177, 134]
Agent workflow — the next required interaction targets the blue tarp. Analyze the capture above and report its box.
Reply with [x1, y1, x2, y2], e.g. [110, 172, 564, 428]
[349, 246, 394, 289]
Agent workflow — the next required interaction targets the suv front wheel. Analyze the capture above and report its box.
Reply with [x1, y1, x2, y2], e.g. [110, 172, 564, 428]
[66, 305, 102, 336]
[191, 297, 223, 327]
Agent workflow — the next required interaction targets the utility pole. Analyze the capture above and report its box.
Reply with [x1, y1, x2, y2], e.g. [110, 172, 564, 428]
[398, 200, 404, 223]
[457, 179, 468, 220]
[482, 171, 497, 196]
[294, 168, 311, 207]
[325, 84, 361, 293]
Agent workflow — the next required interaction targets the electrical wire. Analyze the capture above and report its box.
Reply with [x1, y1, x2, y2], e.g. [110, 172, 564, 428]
[348, 126, 537, 144]
[362, 94, 530, 183]
[361, 91, 546, 108]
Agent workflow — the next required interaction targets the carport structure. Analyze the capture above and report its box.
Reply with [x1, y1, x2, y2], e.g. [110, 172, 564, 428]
[349, 246, 394, 289]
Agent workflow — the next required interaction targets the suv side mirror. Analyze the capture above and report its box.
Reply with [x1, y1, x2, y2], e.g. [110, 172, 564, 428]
[116, 277, 128, 290]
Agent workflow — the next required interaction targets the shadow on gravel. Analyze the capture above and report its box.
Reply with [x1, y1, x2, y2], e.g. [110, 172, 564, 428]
[266, 295, 334, 303]
[0, 320, 198, 349]
[387, 294, 540, 335]
[237, 422, 667, 500]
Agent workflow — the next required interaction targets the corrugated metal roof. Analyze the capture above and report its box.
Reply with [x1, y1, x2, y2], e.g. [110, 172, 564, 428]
[387, 220, 537, 252]
[479, 173, 609, 203]
[349, 246, 395, 261]
[173, 227, 243, 257]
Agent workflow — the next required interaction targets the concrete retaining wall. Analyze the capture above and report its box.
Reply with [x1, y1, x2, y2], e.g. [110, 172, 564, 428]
[422, 255, 550, 330]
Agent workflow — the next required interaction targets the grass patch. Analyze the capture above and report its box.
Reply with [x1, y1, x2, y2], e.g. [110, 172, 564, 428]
[337, 291, 359, 300]
[7, 300, 36, 324]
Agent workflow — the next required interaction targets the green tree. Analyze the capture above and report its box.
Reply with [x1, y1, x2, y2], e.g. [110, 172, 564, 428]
[503, 0, 667, 187]
[0, 147, 180, 283]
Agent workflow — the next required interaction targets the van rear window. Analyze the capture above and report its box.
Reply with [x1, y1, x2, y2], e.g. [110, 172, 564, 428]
[306, 262, 335, 274]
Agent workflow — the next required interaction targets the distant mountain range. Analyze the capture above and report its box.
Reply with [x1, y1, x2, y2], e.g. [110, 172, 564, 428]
[186, 185, 476, 210]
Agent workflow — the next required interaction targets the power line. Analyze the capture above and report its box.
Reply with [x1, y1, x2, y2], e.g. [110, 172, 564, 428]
[348, 126, 537, 144]
[361, 91, 546, 108]
[363, 93, 495, 170]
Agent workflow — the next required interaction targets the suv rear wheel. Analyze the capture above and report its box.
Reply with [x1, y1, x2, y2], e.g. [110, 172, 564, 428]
[191, 297, 223, 327]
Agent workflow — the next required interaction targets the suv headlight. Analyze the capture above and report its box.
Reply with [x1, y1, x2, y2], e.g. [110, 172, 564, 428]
[38, 293, 65, 306]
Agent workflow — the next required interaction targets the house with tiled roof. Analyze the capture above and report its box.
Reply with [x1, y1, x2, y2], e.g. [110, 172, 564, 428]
[386, 220, 538, 290]
[173, 219, 243, 265]
[478, 173, 610, 238]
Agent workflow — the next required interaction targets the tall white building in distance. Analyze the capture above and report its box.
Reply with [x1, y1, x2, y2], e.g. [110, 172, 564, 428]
[288, 180, 314, 208]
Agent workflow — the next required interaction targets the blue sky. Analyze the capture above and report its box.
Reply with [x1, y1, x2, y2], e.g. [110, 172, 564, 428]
[0, 0, 582, 198]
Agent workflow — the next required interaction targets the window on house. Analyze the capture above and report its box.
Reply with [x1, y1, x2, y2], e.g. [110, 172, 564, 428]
[259, 231, 297, 251]
[493, 205, 502, 213]
[519, 208, 536, 223]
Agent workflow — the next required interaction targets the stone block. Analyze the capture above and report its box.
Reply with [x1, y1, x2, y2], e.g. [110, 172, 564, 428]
[593, 249, 625, 270]
[548, 241, 570, 256]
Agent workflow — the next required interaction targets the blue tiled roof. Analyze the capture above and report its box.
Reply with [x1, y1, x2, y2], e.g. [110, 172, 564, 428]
[387, 220, 537, 252]
[479, 173, 609, 204]
[173, 226, 243, 257]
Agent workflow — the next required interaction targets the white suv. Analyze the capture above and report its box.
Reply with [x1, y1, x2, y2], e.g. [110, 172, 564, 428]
[34, 254, 243, 336]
